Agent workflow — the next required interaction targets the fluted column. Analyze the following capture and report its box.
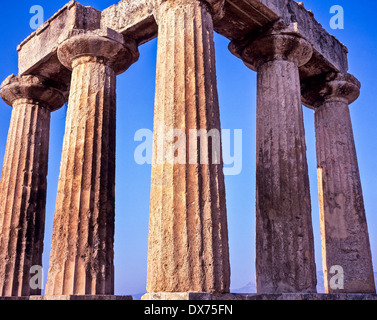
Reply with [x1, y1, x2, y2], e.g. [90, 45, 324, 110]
[147, 0, 230, 294]
[230, 23, 317, 293]
[0, 75, 65, 296]
[45, 29, 138, 296]
[302, 73, 375, 293]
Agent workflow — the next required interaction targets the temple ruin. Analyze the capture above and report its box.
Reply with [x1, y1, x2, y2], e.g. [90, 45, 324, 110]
[0, 0, 375, 300]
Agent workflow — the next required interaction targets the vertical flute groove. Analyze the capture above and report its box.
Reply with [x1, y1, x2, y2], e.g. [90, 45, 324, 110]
[255, 59, 316, 293]
[46, 58, 117, 296]
[0, 100, 51, 297]
[147, 0, 230, 294]
[315, 99, 375, 293]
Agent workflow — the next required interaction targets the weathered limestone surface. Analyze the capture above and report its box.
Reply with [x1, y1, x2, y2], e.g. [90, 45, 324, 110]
[255, 0, 348, 75]
[103, 0, 348, 74]
[0, 75, 65, 296]
[302, 73, 376, 293]
[17, 0, 348, 92]
[17, 1, 101, 86]
[1, 0, 373, 300]
[230, 23, 317, 293]
[45, 29, 138, 296]
[219, 0, 348, 75]
[101, 0, 156, 45]
[147, 0, 230, 294]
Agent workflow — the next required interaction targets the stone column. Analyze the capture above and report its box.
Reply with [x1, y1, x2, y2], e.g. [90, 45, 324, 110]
[0, 75, 65, 296]
[146, 0, 230, 294]
[45, 29, 138, 296]
[230, 23, 317, 293]
[302, 73, 376, 293]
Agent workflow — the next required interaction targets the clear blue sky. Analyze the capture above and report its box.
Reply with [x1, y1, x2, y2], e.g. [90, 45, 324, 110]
[0, 0, 376, 295]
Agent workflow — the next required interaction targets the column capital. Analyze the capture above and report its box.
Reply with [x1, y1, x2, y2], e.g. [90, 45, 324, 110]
[229, 20, 313, 70]
[57, 28, 139, 75]
[302, 72, 361, 108]
[153, 0, 225, 22]
[0, 74, 66, 111]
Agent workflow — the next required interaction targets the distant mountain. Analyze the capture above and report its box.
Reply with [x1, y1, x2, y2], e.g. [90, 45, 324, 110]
[231, 272, 377, 293]
[130, 272, 377, 299]
[317, 271, 325, 293]
[231, 278, 256, 293]
[132, 293, 145, 300]
[315, 271, 377, 293]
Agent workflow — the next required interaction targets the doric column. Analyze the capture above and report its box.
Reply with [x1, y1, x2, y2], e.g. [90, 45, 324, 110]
[229, 23, 317, 293]
[0, 75, 65, 296]
[302, 72, 376, 293]
[146, 0, 230, 294]
[45, 29, 138, 296]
